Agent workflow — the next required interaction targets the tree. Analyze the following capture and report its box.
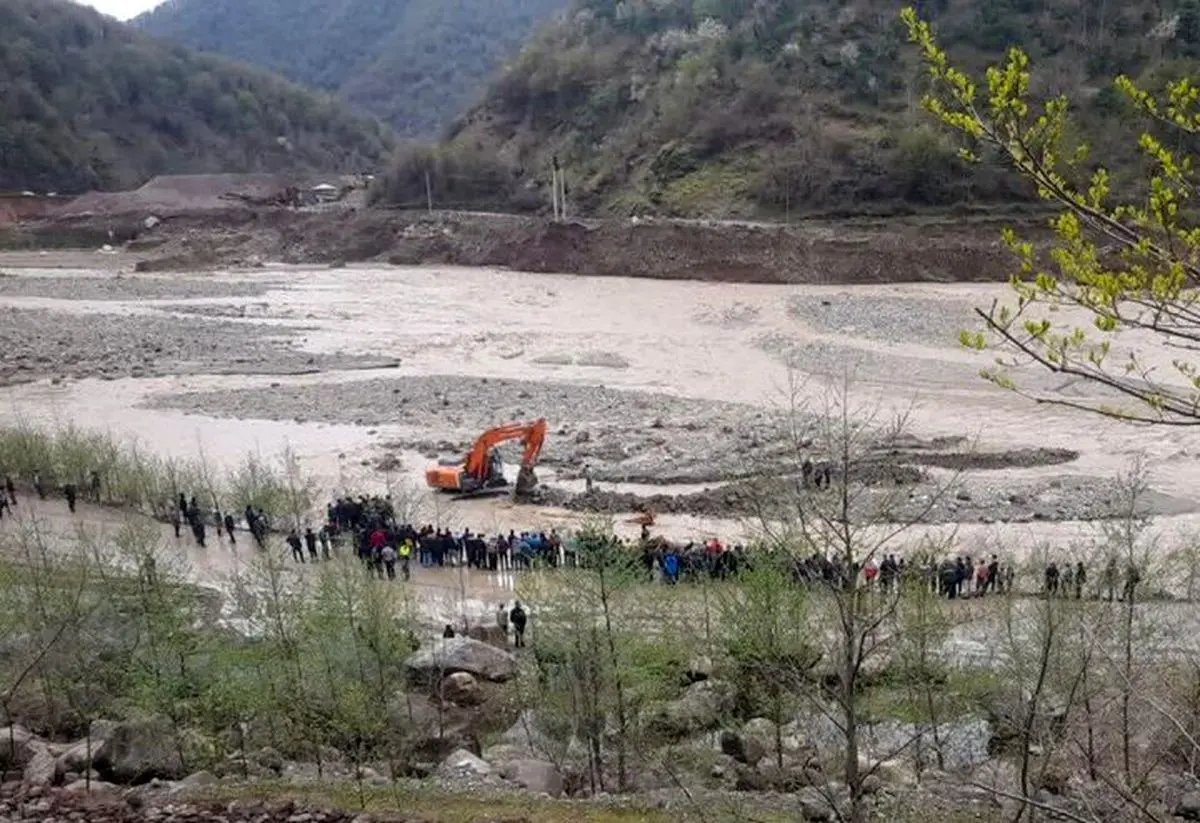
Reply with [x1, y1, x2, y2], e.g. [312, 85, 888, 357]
[745, 374, 959, 823]
[904, 6, 1200, 425]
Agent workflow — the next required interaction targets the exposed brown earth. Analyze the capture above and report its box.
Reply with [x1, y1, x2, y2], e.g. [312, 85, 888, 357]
[4, 207, 1047, 286]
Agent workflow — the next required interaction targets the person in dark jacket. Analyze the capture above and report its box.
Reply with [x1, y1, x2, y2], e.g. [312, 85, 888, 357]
[509, 601, 528, 648]
[287, 529, 305, 563]
[304, 527, 319, 561]
[442, 624, 456, 639]
[224, 513, 237, 545]
[64, 483, 77, 514]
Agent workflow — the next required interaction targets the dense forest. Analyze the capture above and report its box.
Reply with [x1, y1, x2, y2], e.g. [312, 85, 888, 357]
[0, 0, 392, 194]
[374, 0, 1200, 217]
[135, 0, 571, 137]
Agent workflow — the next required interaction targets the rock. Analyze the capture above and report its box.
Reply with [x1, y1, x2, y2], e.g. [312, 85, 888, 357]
[62, 778, 120, 794]
[23, 744, 57, 787]
[0, 725, 37, 772]
[253, 746, 285, 773]
[437, 748, 492, 780]
[742, 717, 777, 752]
[58, 738, 104, 775]
[405, 636, 518, 684]
[798, 789, 834, 821]
[499, 759, 564, 797]
[644, 680, 735, 739]
[985, 689, 1068, 753]
[720, 730, 764, 766]
[94, 715, 187, 783]
[180, 770, 218, 787]
[686, 655, 713, 682]
[385, 691, 483, 763]
[875, 758, 917, 788]
[490, 711, 554, 760]
[440, 672, 482, 706]
[465, 624, 508, 648]
[90, 720, 119, 740]
[1175, 791, 1200, 820]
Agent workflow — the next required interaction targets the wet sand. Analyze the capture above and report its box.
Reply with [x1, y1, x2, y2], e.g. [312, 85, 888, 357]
[0, 255, 1198, 567]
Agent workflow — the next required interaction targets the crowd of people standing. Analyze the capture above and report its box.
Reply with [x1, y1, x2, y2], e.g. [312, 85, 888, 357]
[0, 476, 1154, 605]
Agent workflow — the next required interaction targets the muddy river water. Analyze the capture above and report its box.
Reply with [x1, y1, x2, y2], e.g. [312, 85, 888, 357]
[1, 257, 1200, 608]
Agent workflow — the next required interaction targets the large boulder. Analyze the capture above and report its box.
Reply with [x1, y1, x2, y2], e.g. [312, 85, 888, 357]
[985, 689, 1067, 754]
[440, 672, 482, 706]
[23, 743, 57, 787]
[499, 758, 564, 797]
[387, 691, 483, 763]
[93, 716, 187, 783]
[58, 739, 103, 775]
[1176, 791, 1200, 821]
[720, 730, 764, 766]
[437, 748, 492, 780]
[465, 625, 509, 648]
[405, 637, 518, 685]
[0, 725, 38, 773]
[644, 680, 735, 740]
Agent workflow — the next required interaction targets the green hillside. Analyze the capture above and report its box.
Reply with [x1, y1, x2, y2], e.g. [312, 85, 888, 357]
[0, 0, 392, 194]
[374, 0, 1200, 217]
[135, 0, 571, 137]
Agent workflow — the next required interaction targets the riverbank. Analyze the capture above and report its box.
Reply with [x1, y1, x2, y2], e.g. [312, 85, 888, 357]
[2, 208, 1049, 285]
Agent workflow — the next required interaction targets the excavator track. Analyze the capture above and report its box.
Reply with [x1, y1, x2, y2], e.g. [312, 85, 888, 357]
[447, 486, 512, 502]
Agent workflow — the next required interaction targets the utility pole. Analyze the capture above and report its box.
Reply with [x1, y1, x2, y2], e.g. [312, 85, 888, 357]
[551, 155, 560, 222]
[560, 170, 568, 221]
[424, 170, 433, 213]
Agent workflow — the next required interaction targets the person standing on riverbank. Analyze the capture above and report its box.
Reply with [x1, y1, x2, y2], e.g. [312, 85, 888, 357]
[5, 474, 16, 505]
[304, 527, 319, 562]
[287, 529, 304, 563]
[64, 483, 76, 513]
[224, 513, 237, 545]
[509, 601, 528, 648]
[496, 602, 509, 643]
[382, 544, 397, 580]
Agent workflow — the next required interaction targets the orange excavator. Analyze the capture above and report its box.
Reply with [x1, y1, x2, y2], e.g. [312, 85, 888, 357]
[425, 418, 548, 499]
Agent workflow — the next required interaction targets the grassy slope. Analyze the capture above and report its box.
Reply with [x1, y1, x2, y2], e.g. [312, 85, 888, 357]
[0, 0, 392, 193]
[377, 0, 1199, 217]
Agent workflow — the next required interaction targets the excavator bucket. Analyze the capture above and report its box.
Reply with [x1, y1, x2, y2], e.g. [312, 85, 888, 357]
[514, 465, 539, 498]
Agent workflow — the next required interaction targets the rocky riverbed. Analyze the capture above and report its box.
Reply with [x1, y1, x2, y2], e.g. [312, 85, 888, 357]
[0, 273, 278, 302]
[143, 375, 1196, 524]
[0, 308, 397, 386]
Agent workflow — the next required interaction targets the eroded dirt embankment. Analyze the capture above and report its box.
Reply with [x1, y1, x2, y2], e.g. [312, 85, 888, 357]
[5, 208, 1049, 284]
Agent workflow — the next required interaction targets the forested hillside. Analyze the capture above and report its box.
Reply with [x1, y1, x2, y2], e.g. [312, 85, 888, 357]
[135, 0, 571, 137]
[375, 0, 1200, 217]
[0, 0, 392, 194]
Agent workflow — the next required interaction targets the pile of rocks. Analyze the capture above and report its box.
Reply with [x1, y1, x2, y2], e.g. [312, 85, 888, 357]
[0, 792, 380, 823]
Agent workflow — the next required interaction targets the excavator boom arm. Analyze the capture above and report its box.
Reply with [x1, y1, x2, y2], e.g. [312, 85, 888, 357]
[463, 418, 548, 479]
